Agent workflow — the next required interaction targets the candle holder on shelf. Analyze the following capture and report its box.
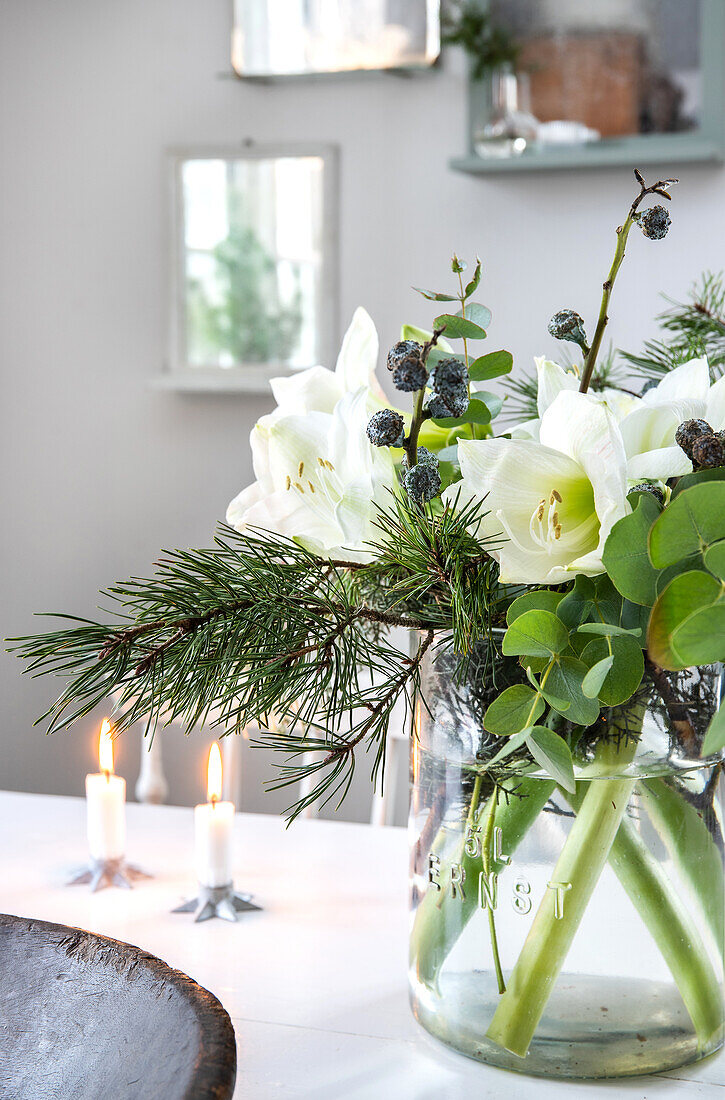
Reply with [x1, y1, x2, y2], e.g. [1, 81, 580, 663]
[68, 857, 151, 892]
[172, 882, 261, 923]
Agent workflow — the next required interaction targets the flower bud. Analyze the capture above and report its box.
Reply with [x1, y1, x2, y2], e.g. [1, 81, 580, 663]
[635, 205, 671, 240]
[366, 409, 405, 448]
[427, 382, 469, 419]
[675, 418, 712, 461]
[405, 462, 442, 504]
[548, 309, 588, 350]
[692, 432, 725, 470]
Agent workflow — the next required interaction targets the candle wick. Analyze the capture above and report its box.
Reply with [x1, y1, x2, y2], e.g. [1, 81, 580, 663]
[103, 770, 110, 783]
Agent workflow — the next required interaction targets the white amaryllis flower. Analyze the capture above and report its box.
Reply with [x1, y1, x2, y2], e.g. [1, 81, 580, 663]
[511, 357, 638, 441]
[447, 390, 630, 584]
[267, 307, 386, 415]
[226, 389, 396, 563]
[619, 358, 725, 480]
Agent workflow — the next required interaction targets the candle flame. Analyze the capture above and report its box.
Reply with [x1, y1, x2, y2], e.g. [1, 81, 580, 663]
[207, 742, 222, 804]
[98, 718, 114, 775]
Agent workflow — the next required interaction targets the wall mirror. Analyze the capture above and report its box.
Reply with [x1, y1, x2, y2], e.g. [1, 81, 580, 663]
[452, 0, 725, 173]
[165, 145, 338, 392]
[232, 0, 440, 78]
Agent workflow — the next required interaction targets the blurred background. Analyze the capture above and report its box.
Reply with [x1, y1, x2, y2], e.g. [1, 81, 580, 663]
[2, 0, 724, 823]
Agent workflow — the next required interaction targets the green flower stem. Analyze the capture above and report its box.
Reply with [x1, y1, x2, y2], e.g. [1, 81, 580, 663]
[481, 786, 506, 993]
[580, 173, 671, 394]
[410, 775, 555, 990]
[602, 805, 723, 1048]
[640, 777, 724, 961]
[486, 737, 639, 1057]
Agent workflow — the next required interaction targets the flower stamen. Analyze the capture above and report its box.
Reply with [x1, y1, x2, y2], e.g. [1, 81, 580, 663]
[529, 489, 565, 552]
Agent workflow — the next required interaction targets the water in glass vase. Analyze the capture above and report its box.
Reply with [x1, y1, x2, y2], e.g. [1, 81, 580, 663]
[408, 644, 724, 1079]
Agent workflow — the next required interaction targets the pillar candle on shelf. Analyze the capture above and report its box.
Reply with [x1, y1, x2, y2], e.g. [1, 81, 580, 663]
[85, 719, 126, 861]
[195, 742, 234, 888]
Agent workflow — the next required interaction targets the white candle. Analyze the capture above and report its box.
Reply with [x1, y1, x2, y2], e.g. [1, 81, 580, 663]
[195, 742, 234, 888]
[85, 719, 126, 861]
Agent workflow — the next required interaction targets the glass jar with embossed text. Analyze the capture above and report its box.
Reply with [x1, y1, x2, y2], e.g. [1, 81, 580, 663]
[409, 635, 724, 1079]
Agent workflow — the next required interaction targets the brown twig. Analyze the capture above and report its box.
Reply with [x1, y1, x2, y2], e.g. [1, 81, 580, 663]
[644, 655, 698, 755]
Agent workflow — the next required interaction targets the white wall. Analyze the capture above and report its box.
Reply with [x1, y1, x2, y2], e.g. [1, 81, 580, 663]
[2, 0, 725, 820]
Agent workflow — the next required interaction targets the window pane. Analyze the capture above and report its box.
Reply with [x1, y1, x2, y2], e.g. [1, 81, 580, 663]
[181, 155, 325, 370]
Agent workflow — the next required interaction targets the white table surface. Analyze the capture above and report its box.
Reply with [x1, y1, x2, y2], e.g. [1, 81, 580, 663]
[1, 790, 723, 1099]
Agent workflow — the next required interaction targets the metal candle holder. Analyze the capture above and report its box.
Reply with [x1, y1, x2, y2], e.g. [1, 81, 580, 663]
[172, 882, 262, 923]
[68, 857, 152, 892]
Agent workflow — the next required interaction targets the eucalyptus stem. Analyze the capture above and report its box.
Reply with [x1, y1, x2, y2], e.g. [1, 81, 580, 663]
[481, 786, 506, 994]
[410, 775, 555, 991]
[404, 327, 443, 469]
[579, 171, 677, 394]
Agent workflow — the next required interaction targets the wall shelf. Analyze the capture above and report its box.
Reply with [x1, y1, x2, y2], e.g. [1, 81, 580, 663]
[451, 135, 725, 176]
[453, 0, 725, 177]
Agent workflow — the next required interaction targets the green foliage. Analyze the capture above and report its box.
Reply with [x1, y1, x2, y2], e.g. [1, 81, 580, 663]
[502, 610, 569, 659]
[10, 499, 502, 820]
[470, 351, 513, 381]
[484, 685, 544, 736]
[441, 1, 520, 82]
[525, 726, 575, 792]
[580, 635, 644, 706]
[621, 272, 725, 383]
[187, 223, 302, 366]
[649, 483, 725, 568]
[602, 493, 662, 605]
[433, 312, 488, 340]
[432, 397, 491, 428]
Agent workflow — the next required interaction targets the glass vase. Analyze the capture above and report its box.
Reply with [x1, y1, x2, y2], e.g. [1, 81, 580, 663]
[473, 64, 539, 159]
[409, 637, 724, 1079]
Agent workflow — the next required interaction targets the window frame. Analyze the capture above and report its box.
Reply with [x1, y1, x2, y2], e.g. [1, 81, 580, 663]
[161, 142, 339, 393]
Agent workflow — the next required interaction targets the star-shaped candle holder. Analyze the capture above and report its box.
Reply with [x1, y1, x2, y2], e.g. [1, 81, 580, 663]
[172, 882, 262, 923]
[68, 857, 152, 892]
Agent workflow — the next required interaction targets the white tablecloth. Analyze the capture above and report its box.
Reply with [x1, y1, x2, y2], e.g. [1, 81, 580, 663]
[1, 790, 722, 1098]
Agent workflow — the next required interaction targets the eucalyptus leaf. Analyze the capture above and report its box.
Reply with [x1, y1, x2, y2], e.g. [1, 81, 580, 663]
[484, 684, 544, 736]
[647, 570, 722, 669]
[702, 702, 725, 756]
[400, 323, 453, 352]
[581, 656, 614, 699]
[580, 634, 644, 706]
[603, 493, 661, 605]
[704, 539, 725, 581]
[434, 313, 487, 340]
[576, 623, 642, 638]
[649, 483, 725, 568]
[487, 727, 531, 766]
[503, 609, 569, 659]
[469, 351, 512, 381]
[463, 260, 482, 298]
[557, 575, 596, 629]
[506, 590, 564, 625]
[413, 288, 458, 302]
[545, 656, 601, 725]
[460, 302, 492, 330]
[432, 397, 491, 428]
[470, 389, 503, 419]
[525, 727, 576, 792]
[671, 467, 725, 498]
[671, 602, 725, 666]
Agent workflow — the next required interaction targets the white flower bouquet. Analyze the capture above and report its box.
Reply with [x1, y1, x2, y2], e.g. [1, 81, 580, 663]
[12, 171, 725, 1079]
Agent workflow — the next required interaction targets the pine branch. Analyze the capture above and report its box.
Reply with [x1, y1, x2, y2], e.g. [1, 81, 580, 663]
[621, 271, 725, 384]
[9, 503, 501, 817]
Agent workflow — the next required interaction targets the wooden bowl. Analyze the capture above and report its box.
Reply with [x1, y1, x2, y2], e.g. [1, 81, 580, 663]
[0, 913, 236, 1099]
